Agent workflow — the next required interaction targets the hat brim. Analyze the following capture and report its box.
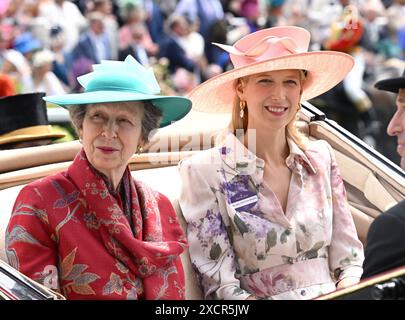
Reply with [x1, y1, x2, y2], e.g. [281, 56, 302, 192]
[0, 127, 66, 146]
[374, 77, 405, 93]
[44, 91, 192, 127]
[187, 51, 354, 113]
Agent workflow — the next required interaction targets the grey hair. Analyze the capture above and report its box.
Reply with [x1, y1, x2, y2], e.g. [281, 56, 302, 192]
[68, 101, 162, 143]
[140, 101, 163, 143]
[69, 104, 87, 134]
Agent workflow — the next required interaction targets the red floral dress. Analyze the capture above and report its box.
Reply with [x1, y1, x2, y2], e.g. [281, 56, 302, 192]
[6, 149, 187, 300]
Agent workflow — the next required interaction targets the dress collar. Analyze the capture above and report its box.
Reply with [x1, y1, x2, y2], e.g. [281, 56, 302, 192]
[286, 139, 317, 175]
[220, 132, 317, 177]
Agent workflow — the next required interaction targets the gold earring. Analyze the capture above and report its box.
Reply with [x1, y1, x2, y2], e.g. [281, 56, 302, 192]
[239, 100, 246, 118]
[136, 146, 144, 155]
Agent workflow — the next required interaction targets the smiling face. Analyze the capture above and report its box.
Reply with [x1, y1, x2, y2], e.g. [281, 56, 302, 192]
[79, 102, 144, 181]
[387, 88, 405, 170]
[236, 69, 303, 133]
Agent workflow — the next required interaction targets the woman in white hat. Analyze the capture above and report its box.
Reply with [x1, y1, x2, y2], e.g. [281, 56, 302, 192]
[32, 49, 67, 96]
[6, 56, 191, 300]
[178, 26, 364, 300]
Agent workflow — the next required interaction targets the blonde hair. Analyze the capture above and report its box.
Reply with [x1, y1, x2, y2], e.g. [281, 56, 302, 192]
[224, 70, 308, 150]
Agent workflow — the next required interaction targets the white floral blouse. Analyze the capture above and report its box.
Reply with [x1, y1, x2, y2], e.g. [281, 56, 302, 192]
[178, 133, 364, 300]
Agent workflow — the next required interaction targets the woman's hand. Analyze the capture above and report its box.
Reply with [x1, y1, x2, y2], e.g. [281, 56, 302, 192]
[336, 276, 360, 289]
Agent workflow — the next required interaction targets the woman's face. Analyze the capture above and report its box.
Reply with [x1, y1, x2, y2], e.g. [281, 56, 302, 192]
[237, 69, 302, 132]
[79, 102, 144, 178]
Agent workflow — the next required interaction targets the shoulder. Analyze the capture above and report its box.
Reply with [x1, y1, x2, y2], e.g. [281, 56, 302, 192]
[387, 200, 405, 215]
[367, 202, 405, 245]
[179, 147, 220, 171]
[305, 139, 333, 155]
[132, 178, 176, 217]
[376, 201, 405, 225]
[178, 147, 223, 186]
[132, 178, 173, 206]
[368, 201, 405, 239]
[304, 139, 334, 167]
[17, 172, 69, 201]
[20, 172, 60, 190]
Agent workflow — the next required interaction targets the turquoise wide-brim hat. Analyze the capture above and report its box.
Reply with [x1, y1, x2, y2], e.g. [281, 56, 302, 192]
[43, 55, 192, 127]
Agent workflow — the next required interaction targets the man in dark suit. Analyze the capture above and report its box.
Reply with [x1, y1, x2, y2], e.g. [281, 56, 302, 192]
[71, 11, 112, 65]
[118, 23, 151, 66]
[362, 69, 405, 279]
[158, 15, 201, 74]
[70, 11, 112, 91]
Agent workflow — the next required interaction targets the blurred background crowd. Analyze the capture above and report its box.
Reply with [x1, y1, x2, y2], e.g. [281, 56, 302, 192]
[0, 0, 404, 164]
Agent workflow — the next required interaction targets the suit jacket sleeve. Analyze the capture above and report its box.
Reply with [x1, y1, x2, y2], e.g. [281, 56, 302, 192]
[362, 201, 405, 279]
[166, 40, 196, 72]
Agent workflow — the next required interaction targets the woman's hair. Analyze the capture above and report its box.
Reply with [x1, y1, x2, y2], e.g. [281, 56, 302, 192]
[140, 101, 163, 142]
[69, 101, 162, 143]
[227, 70, 308, 150]
[69, 104, 87, 135]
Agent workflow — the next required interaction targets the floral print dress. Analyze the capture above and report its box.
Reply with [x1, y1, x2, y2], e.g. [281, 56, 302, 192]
[179, 133, 364, 300]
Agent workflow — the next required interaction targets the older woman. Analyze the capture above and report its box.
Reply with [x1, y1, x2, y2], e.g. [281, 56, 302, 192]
[6, 56, 192, 300]
[179, 26, 364, 300]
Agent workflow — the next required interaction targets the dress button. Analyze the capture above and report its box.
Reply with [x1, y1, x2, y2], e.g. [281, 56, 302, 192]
[301, 290, 306, 296]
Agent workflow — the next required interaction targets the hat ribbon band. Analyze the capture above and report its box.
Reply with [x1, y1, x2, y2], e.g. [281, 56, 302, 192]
[84, 85, 159, 95]
[215, 36, 299, 59]
[243, 36, 298, 57]
[0, 125, 54, 139]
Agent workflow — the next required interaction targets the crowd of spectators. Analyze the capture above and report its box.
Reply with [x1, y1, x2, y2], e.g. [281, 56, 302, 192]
[0, 0, 404, 158]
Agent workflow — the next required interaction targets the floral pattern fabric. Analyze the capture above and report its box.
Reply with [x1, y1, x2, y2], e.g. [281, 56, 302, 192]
[6, 149, 187, 300]
[179, 133, 364, 300]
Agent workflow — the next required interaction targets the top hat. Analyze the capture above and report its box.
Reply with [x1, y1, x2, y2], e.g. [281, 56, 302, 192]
[374, 68, 405, 93]
[187, 26, 354, 113]
[0, 92, 65, 146]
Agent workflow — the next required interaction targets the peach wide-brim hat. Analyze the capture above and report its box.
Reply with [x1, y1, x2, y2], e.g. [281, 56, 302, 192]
[188, 26, 354, 113]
